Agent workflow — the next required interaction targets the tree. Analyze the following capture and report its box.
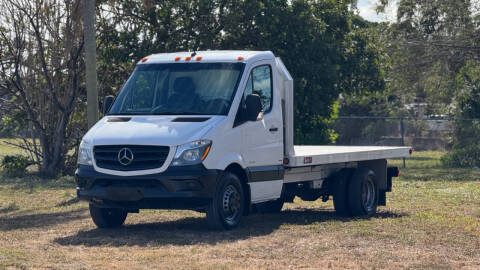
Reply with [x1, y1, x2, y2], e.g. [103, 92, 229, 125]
[97, 0, 386, 144]
[0, 0, 85, 176]
[378, 0, 480, 115]
[441, 62, 480, 167]
[340, 0, 480, 164]
[0, 0, 388, 177]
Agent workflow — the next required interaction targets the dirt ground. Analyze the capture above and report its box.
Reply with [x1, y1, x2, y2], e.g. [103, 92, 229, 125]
[0, 151, 479, 269]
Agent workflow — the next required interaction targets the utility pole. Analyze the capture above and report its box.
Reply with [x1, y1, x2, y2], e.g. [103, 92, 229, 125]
[83, 0, 99, 128]
[400, 118, 406, 168]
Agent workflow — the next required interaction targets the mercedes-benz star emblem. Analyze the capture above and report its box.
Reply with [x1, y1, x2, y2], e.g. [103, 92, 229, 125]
[118, 148, 134, 166]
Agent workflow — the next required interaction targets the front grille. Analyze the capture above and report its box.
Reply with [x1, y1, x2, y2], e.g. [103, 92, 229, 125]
[93, 145, 169, 171]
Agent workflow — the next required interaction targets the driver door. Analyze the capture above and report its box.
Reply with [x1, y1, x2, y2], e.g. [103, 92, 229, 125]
[241, 63, 283, 167]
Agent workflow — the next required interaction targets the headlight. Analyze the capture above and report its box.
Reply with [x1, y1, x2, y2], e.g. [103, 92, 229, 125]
[171, 140, 212, 166]
[78, 140, 93, 165]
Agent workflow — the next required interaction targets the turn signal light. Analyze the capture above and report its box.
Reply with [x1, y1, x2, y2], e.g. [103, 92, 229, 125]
[201, 145, 211, 161]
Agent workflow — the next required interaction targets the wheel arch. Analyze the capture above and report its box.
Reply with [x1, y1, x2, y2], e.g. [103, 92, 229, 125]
[224, 163, 251, 216]
[358, 159, 387, 190]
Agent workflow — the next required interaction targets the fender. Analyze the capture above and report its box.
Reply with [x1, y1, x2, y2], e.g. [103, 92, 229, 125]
[203, 151, 247, 171]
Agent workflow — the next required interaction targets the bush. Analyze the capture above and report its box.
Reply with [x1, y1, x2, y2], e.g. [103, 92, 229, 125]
[441, 145, 480, 168]
[1, 155, 33, 177]
[441, 63, 480, 169]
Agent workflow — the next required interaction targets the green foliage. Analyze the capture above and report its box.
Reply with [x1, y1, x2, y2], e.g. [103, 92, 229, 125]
[1, 155, 33, 178]
[0, 109, 28, 138]
[98, 0, 386, 144]
[339, 0, 480, 150]
[354, 0, 480, 118]
[455, 63, 480, 121]
[441, 145, 480, 168]
[442, 63, 480, 168]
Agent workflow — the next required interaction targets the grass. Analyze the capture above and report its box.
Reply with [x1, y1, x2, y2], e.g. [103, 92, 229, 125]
[0, 149, 479, 269]
[0, 139, 26, 159]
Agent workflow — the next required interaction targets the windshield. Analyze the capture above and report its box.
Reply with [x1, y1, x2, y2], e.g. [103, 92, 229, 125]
[108, 63, 245, 115]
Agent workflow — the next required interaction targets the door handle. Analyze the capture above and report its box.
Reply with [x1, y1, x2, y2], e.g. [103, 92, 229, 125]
[269, 127, 278, 132]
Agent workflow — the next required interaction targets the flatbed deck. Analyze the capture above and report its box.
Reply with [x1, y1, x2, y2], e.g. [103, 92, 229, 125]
[288, 146, 411, 167]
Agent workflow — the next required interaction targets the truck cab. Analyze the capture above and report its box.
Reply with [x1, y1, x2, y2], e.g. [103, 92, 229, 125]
[76, 51, 410, 229]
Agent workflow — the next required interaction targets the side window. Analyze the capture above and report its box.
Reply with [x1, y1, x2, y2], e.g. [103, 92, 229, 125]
[235, 64, 272, 127]
[244, 74, 253, 97]
[130, 72, 155, 110]
[236, 75, 253, 123]
[252, 65, 272, 112]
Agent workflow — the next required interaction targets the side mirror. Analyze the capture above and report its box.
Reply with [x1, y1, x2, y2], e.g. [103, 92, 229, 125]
[245, 94, 262, 121]
[103, 95, 115, 115]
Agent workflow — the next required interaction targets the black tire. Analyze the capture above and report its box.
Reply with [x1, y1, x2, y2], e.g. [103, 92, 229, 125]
[332, 169, 352, 216]
[206, 172, 245, 230]
[347, 167, 378, 217]
[89, 204, 128, 228]
[257, 198, 284, 213]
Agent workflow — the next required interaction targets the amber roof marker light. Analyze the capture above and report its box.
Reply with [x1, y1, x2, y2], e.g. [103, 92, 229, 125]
[237, 56, 244, 60]
[185, 56, 192, 61]
[196, 56, 202, 61]
[174, 56, 181, 61]
[141, 57, 148, 62]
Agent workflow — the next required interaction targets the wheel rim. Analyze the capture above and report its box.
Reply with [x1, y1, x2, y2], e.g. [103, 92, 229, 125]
[221, 184, 241, 225]
[105, 209, 116, 217]
[362, 176, 376, 213]
[103, 208, 122, 219]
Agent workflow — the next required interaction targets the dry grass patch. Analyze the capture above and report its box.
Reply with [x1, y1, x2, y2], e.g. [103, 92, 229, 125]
[0, 151, 479, 269]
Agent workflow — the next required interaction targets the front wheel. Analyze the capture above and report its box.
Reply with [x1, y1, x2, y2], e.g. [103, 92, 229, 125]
[89, 204, 128, 228]
[206, 172, 245, 230]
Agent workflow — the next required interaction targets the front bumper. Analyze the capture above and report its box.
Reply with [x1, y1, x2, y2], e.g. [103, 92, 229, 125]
[75, 164, 220, 210]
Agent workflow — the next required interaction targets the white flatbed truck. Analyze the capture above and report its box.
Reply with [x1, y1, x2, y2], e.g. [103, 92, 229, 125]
[76, 51, 411, 229]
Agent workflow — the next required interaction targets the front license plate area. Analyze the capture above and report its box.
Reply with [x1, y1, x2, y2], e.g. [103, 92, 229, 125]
[106, 187, 144, 201]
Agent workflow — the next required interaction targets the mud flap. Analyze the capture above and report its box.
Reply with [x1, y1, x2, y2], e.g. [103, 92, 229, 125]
[378, 190, 386, 206]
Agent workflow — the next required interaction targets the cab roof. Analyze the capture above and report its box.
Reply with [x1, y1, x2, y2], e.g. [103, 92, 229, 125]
[138, 50, 275, 64]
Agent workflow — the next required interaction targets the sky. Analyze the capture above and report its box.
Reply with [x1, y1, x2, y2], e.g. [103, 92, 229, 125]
[357, 0, 398, 22]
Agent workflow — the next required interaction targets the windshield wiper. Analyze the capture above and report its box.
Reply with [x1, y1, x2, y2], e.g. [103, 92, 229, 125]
[107, 112, 149, 115]
[151, 111, 208, 115]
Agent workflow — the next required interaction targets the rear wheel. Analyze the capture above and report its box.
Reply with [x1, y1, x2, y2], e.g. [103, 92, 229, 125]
[347, 168, 378, 217]
[332, 169, 352, 216]
[89, 204, 128, 228]
[206, 172, 245, 230]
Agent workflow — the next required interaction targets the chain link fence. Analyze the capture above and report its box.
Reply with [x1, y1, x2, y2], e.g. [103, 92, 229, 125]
[328, 116, 480, 151]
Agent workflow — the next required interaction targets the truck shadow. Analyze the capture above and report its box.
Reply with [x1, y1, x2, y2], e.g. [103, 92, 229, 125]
[0, 208, 87, 231]
[53, 208, 406, 247]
